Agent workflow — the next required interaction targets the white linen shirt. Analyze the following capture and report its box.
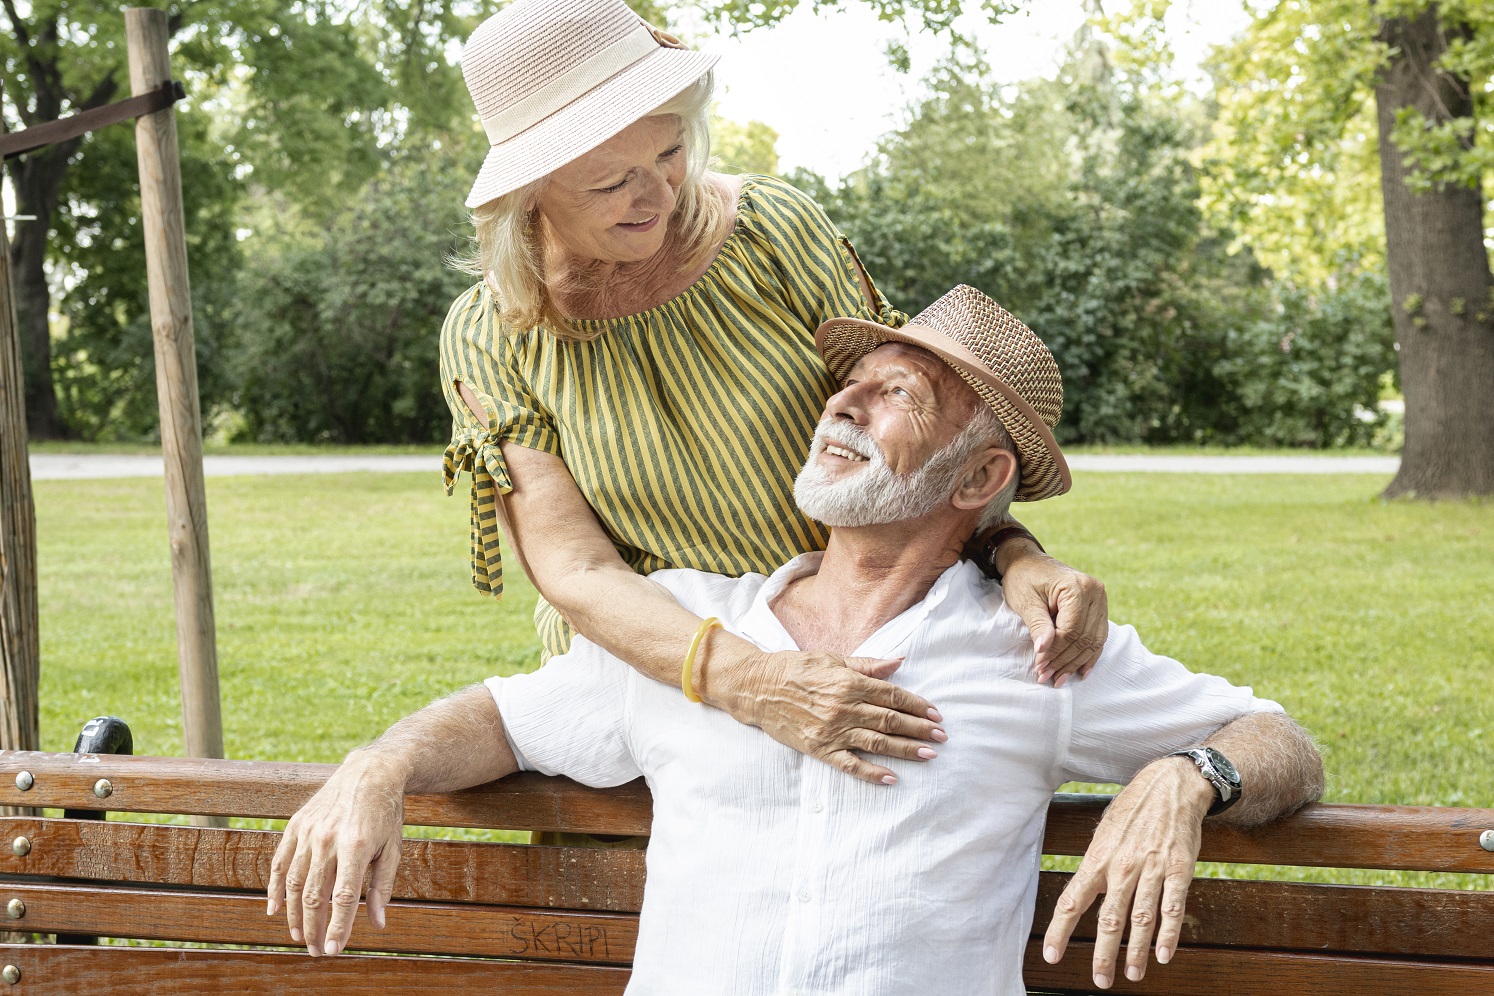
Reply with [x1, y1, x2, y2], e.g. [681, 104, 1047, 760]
[488, 554, 1282, 996]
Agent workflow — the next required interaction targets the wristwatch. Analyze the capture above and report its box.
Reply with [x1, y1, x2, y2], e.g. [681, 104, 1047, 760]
[969, 523, 1043, 582]
[1167, 747, 1243, 817]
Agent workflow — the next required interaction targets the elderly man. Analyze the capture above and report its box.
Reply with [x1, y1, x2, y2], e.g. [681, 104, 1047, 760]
[268, 286, 1323, 994]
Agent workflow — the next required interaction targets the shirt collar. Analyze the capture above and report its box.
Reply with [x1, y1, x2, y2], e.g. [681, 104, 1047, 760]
[733, 552, 823, 652]
[732, 551, 981, 659]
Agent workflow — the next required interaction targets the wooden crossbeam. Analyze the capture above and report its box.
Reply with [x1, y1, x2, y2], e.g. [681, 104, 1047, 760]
[0, 83, 185, 160]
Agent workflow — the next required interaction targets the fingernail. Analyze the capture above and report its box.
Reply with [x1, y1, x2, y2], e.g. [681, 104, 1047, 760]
[1094, 974, 1111, 990]
[916, 747, 938, 760]
[1043, 946, 1059, 964]
[930, 728, 948, 743]
[307, 943, 320, 957]
[290, 928, 302, 942]
[927, 707, 943, 722]
[1127, 966, 1142, 981]
[1055, 674, 1069, 689]
[881, 774, 897, 785]
[325, 940, 338, 957]
[1157, 946, 1171, 964]
[266, 901, 275, 916]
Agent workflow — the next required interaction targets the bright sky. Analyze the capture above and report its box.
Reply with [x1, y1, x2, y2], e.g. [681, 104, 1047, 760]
[688, 0, 1253, 179]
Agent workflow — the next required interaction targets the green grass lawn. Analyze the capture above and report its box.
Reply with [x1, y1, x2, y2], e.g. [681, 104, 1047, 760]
[34, 470, 1493, 884]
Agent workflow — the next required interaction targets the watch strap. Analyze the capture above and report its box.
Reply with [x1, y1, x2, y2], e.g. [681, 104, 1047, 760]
[970, 523, 1044, 582]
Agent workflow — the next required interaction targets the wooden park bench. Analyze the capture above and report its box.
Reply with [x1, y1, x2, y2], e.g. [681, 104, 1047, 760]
[0, 719, 1490, 994]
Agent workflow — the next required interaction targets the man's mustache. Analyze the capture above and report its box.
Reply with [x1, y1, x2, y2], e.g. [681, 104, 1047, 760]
[812, 419, 880, 463]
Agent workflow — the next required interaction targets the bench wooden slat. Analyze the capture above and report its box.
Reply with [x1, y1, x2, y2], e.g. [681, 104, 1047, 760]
[0, 817, 646, 911]
[5, 753, 1493, 874]
[0, 882, 637, 963]
[0, 753, 653, 835]
[1044, 793, 1494, 873]
[1033, 871, 1494, 961]
[0, 944, 630, 995]
[1021, 939, 1494, 994]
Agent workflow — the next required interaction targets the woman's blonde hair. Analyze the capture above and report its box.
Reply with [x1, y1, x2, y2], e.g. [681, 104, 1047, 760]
[459, 72, 726, 339]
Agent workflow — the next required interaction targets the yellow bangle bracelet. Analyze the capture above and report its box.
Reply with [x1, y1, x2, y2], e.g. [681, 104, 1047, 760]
[682, 617, 721, 704]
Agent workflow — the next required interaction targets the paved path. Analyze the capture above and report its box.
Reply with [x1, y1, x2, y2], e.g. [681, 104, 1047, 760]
[1066, 454, 1399, 475]
[30, 452, 1400, 480]
[31, 454, 440, 480]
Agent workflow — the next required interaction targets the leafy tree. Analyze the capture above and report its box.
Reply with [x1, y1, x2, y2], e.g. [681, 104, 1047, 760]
[711, 113, 780, 174]
[1, 0, 490, 439]
[802, 28, 1395, 448]
[1206, 0, 1494, 497]
[46, 91, 242, 440]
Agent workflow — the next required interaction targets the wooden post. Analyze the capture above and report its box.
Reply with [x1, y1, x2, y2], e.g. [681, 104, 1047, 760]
[0, 80, 41, 775]
[125, 9, 225, 771]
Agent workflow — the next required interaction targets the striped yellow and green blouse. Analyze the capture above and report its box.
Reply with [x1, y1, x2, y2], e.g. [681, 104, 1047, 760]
[440, 174, 906, 660]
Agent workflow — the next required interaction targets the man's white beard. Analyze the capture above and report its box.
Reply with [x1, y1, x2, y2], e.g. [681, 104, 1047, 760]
[794, 419, 969, 527]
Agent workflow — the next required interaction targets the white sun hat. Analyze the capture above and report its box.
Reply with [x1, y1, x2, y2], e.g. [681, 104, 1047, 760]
[460, 0, 719, 209]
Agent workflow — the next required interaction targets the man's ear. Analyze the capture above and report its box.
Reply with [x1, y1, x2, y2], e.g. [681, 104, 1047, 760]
[951, 447, 1018, 512]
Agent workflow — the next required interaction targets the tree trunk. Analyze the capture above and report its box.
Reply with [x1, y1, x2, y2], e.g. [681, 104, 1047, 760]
[1376, 5, 1494, 499]
[8, 145, 78, 441]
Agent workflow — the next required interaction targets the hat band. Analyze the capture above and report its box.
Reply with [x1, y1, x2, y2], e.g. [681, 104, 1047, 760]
[478, 21, 659, 146]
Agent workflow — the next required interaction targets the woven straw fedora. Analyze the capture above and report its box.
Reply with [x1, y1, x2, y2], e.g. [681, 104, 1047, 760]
[815, 285, 1071, 502]
[460, 0, 718, 209]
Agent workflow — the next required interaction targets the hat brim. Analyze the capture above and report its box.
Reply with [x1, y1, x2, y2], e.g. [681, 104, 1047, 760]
[814, 317, 1072, 502]
[466, 47, 719, 208]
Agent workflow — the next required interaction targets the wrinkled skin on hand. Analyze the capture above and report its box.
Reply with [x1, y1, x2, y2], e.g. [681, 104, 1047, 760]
[266, 754, 406, 957]
[1000, 551, 1109, 686]
[1042, 757, 1213, 989]
[715, 649, 948, 786]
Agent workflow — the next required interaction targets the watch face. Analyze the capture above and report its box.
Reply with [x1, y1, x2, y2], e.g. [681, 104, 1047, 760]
[1206, 748, 1241, 786]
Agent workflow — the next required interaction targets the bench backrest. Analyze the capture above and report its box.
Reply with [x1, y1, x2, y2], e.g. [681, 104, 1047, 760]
[0, 750, 1491, 995]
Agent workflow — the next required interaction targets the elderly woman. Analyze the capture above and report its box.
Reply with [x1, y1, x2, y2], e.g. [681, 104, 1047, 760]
[441, 0, 1108, 786]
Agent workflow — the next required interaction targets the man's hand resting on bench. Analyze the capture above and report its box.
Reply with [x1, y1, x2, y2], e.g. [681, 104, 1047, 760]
[1042, 712, 1323, 990]
[266, 685, 518, 957]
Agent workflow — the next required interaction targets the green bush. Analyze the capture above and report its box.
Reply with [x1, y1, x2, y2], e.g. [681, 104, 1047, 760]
[229, 150, 476, 444]
[1213, 274, 1395, 448]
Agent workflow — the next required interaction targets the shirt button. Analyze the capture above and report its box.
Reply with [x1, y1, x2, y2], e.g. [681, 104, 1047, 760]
[798, 890, 811, 903]
[810, 800, 824, 813]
